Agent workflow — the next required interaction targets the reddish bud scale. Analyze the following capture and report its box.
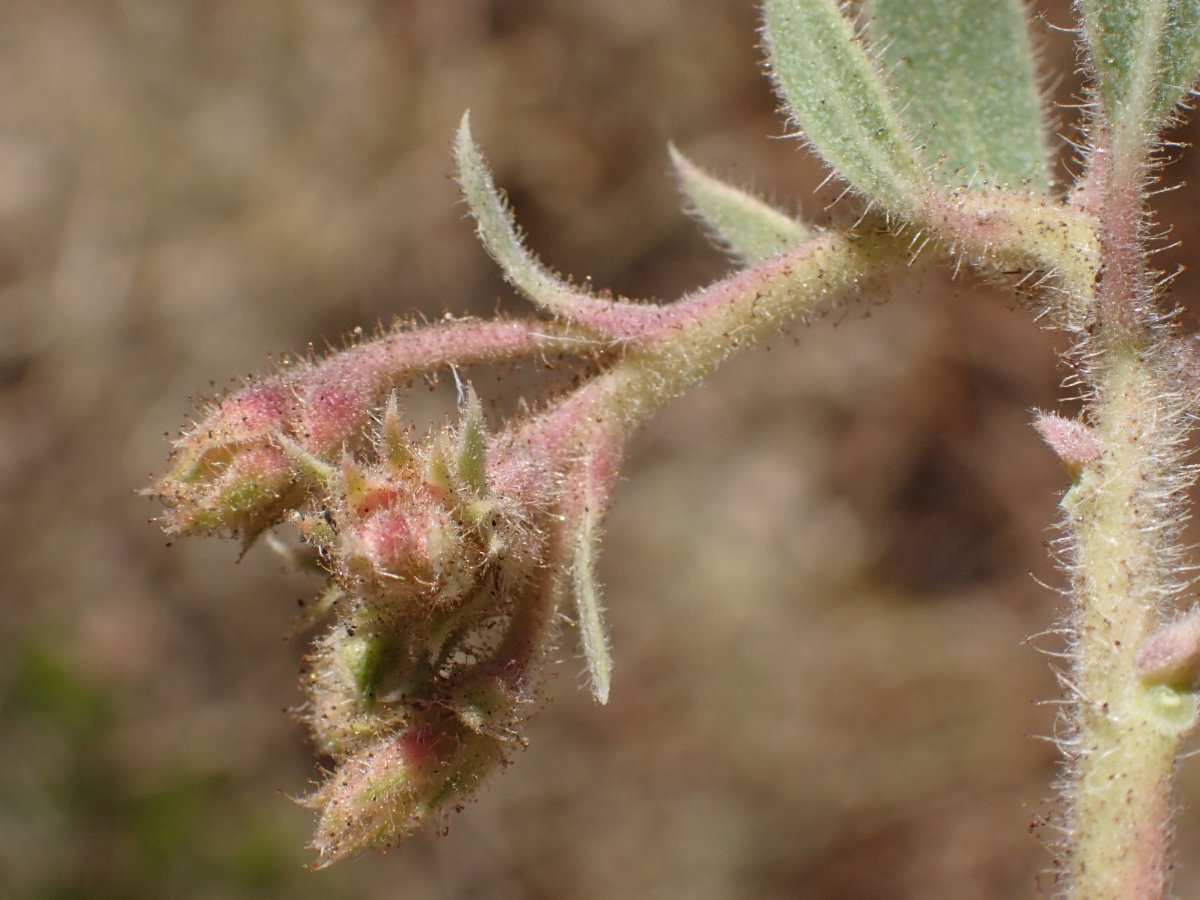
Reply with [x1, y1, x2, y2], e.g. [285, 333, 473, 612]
[184, 381, 290, 460]
[1034, 410, 1102, 472]
[300, 379, 374, 455]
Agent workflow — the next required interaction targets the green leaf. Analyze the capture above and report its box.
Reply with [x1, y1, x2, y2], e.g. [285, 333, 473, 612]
[1082, 0, 1200, 139]
[764, 0, 927, 213]
[868, 0, 1048, 192]
[669, 146, 813, 263]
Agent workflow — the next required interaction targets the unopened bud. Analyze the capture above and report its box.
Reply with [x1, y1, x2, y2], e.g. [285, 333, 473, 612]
[352, 503, 459, 581]
[152, 381, 300, 538]
[306, 716, 506, 867]
[156, 444, 299, 540]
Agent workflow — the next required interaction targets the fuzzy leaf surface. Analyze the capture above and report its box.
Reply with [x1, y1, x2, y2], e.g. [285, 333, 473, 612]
[868, 0, 1048, 191]
[1159, 0, 1200, 122]
[764, 0, 926, 212]
[1082, 0, 1200, 135]
[669, 146, 812, 263]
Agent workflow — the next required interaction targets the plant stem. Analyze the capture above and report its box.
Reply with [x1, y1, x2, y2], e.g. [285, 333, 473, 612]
[1062, 122, 1198, 896]
[1066, 336, 1194, 900]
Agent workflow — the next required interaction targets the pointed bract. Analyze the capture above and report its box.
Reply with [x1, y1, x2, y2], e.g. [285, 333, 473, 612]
[455, 114, 597, 320]
[669, 146, 812, 263]
[456, 385, 489, 499]
[573, 500, 612, 705]
[1034, 410, 1103, 473]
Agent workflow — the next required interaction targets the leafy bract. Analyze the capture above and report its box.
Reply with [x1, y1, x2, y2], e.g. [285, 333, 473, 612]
[572, 498, 611, 705]
[868, 0, 1048, 192]
[669, 146, 812, 263]
[455, 112, 595, 318]
[764, 0, 927, 213]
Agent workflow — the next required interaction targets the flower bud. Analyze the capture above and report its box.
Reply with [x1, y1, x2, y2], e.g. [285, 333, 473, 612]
[306, 714, 507, 867]
[306, 620, 397, 756]
[354, 505, 459, 581]
[330, 454, 465, 590]
[155, 444, 300, 540]
[153, 381, 300, 539]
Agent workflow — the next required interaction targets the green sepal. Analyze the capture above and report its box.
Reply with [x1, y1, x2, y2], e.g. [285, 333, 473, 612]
[424, 433, 457, 503]
[868, 0, 1048, 191]
[289, 582, 345, 637]
[455, 385, 488, 498]
[452, 676, 512, 733]
[276, 434, 334, 487]
[380, 393, 412, 472]
[764, 0, 927, 213]
[337, 630, 386, 708]
[181, 471, 302, 548]
[341, 454, 367, 501]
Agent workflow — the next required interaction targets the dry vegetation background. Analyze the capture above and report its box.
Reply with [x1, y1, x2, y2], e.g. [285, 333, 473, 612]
[4, 1, 1200, 898]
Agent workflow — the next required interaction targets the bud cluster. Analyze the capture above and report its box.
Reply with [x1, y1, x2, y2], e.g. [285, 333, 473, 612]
[150, 109, 870, 867]
[153, 357, 581, 865]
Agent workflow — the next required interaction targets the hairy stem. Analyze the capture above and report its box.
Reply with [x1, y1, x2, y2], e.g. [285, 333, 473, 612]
[1066, 336, 1195, 900]
[1059, 109, 1196, 893]
[519, 224, 910, 463]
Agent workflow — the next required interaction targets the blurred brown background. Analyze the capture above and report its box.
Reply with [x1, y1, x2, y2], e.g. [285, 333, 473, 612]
[3, 1, 1200, 898]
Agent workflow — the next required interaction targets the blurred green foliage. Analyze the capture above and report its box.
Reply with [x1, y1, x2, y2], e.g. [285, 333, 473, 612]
[0, 647, 300, 899]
